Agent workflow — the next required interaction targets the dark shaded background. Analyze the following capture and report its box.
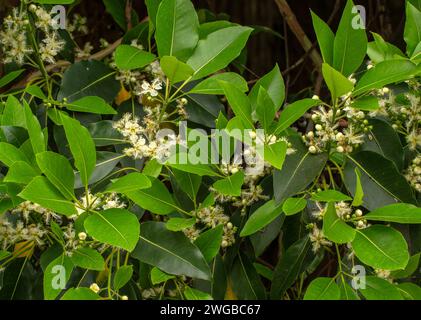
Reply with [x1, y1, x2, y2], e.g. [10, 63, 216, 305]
[0, 0, 408, 97]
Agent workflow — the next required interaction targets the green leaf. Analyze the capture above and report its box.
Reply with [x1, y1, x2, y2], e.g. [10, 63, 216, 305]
[61, 114, 96, 188]
[255, 86, 276, 130]
[125, 177, 177, 215]
[397, 283, 421, 300]
[230, 252, 266, 300]
[0, 142, 29, 167]
[113, 265, 133, 290]
[282, 197, 307, 216]
[219, 81, 253, 129]
[184, 286, 213, 300]
[339, 281, 360, 300]
[132, 221, 211, 280]
[365, 203, 421, 224]
[322, 202, 356, 244]
[260, 140, 288, 170]
[311, 190, 352, 202]
[405, 2, 421, 56]
[0, 251, 11, 261]
[150, 267, 175, 285]
[311, 11, 334, 64]
[274, 136, 328, 204]
[160, 56, 194, 83]
[344, 151, 416, 211]
[105, 173, 151, 193]
[36, 151, 75, 200]
[187, 26, 253, 80]
[2, 96, 25, 128]
[74, 151, 121, 188]
[0, 69, 24, 88]
[23, 101, 45, 155]
[391, 253, 420, 279]
[322, 63, 354, 101]
[274, 98, 320, 135]
[352, 225, 409, 270]
[19, 176, 77, 216]
[351, 96, 380, 111]
[166, 217, 196, 231]
[249, 64, 285, 111]
[84, 208, 140, 252]
[194, 224, 223, 262]
[114, 45, 156, 70]
[360, 276, 403, 300]
[58, 60, 120, 103]
[70, 247, 105, 271]
[102, 0, 131, 30]
[352, 168, 364, 207]
[65, 96, 117, 115]
[156, 0, 199, 61]
[44, 255, 73, 300]
[333, 0, 368, 77]
[270, 236, 314, 299]
[367, 32, 406, 63]
[304, 277, 341, 300]
[189, 73, 248, 95]
[241, 199, 283, 237]
[353, 60, 417, 96]
[88, 121, 124, 146]
[171, 168, 201, 200]
[4, 161, 38, 184]
[362, 118, 404, 170]
[61, 288, 100, 300]
[213, 171, 244, 197]
[25, 85, 47, 100]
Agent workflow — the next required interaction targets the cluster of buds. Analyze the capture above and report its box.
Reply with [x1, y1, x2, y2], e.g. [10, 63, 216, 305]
[304, 105, 368, 154]
[0, 220, 47, 250]
[372, 88, 421, 151]
[405, 155, 421, 193]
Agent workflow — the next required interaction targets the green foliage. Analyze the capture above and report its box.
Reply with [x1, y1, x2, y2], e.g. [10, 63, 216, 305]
[0, 0, 420, 302]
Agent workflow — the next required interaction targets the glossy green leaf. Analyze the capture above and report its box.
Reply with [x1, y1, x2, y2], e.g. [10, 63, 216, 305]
[311, 190, 352, 202]
[84, 208, 140, 252]
[61, 288, 100, 300]
[323, 202, 356, 244]
[241, 199, 283, 237]
[360, 276, 403, 300]
[184, 286, 213, 300]
[282, 197, 307, 216]
[304, 277, 341, 300]
[311, 11, 334, 64]
[194, 224, 223, 262]
[61, 114, 96, 188]
[352, 225, 409, 270]
[44, 255, 73, 300]
[132, 221, 211, 280]
[156, 0, 199, 61]
[189, 73, 248, 95]
[113, 265, 133, 290]
[105, 172, 151, 193]
[365, 203, 421, 224]
[70, 247, 105, 271]
[187, 26, 253, 80]
[115, 45, 156, 70]
[65, 96, 117, 115]
[166, 217, 196, 231]
[36, 151, 75, 200]
[213, 171, 244, 197]
[160, 56, 194, 83]
[322, 63, 354, 101]
[19, 176, 77, 216]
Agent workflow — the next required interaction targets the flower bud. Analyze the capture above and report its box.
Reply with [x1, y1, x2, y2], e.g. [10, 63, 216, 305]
[78, 232, 87, 241]
[90, 283, 100, 293]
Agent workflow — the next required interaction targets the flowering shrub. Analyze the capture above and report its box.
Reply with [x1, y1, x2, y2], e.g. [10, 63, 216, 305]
[0, 0, 420, 300]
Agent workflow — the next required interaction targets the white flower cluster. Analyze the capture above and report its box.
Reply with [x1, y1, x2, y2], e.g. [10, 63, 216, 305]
[63, 223, 81, 256]
[11, 200, 60, 224]
[312, 201, 368, 229]
[0, 8, 32, 65]
[0, 220, 46, 250]
[67, 14, 88, 35]
[75, 42, 93, 59]
[303, 105, 369, 154]
[75, 191, 126, 216]
[372, 89, 421, 151]
[30, 5, 65, 65]
[184, 206, 237, 247]
[113, 113, 178, 163]
[405, 155, 421, 193]
[309, 224, 332, 253]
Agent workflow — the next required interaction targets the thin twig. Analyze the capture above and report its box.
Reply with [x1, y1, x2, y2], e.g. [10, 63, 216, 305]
[11, 37, 122, 90]
[273, 0, 322, 70]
